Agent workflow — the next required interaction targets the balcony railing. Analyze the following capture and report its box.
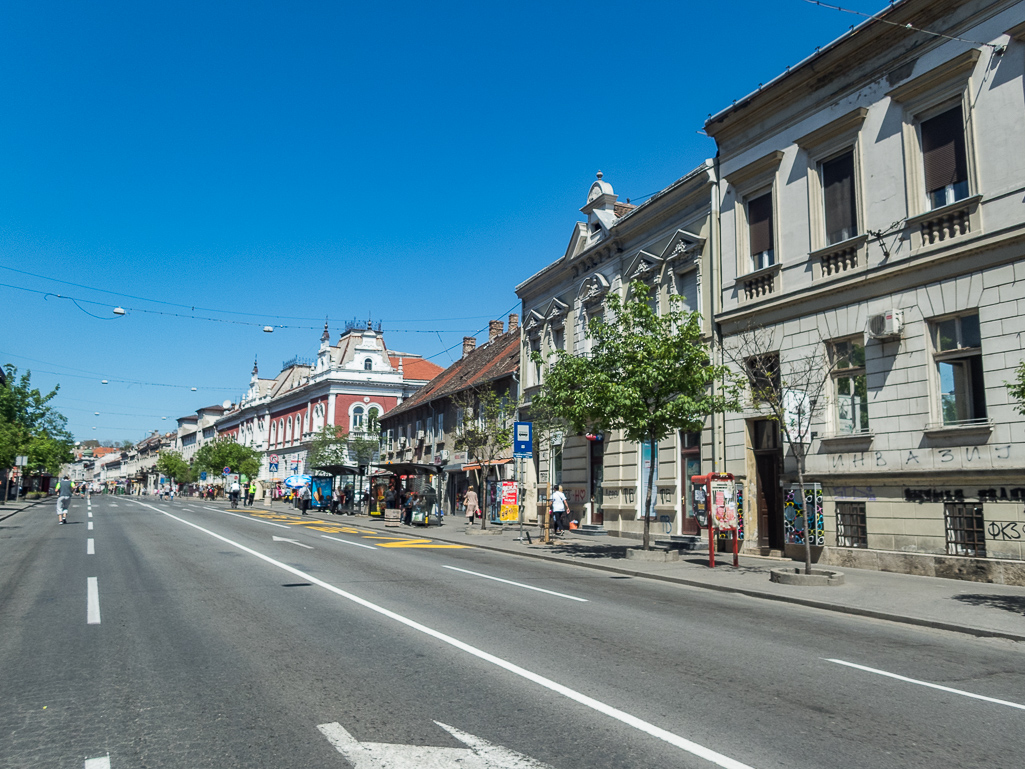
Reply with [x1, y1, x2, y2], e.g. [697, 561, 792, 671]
[906, 195, 982, 249]
[740, 263, 780, 302]
[812, 234, 867, 280]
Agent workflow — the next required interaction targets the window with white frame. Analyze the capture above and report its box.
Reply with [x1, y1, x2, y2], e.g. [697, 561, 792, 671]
[920, 104, 970, 210]
[436, 413, 444, 441]
[932, 313, 986, 425]
[529, 337, 542, 385]
[364, 358, 373, 371]
[286, 417, 293, 445]
[830, 339, 869, 434]
[821, 151, 858, 245]
[351, 406, 364, 432]
[747, 191, 774, 271]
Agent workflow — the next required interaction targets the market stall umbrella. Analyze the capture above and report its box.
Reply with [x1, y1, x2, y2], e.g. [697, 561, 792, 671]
[283, 474, 312, 488]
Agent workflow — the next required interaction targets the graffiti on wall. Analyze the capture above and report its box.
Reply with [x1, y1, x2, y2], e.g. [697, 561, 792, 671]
[784, 484, 824, 546]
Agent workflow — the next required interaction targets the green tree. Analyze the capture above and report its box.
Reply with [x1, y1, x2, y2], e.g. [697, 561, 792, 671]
[1007, 360, 1025, 416]
[156, 451, 196, 485]
[0, 364, 74, 501]
[533, 281, 740, 550]
[193, 437, 261, 481]
[307, 425, 352, 470]
[453, 383, 516, 529]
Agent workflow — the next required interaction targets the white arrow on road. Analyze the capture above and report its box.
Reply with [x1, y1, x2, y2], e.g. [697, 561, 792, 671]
[318, 721, 553, 768]
[272, 535, 313, 549]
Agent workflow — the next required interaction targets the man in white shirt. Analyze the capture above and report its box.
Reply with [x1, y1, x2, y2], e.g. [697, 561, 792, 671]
[550, 484, 568, 535]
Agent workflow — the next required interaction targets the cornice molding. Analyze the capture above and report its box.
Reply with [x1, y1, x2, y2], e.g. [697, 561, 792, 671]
[887, 48, 981, 103]
[1007, 20, 1025, 41]
[724, 150, 785, 189]
[795, 107, 869, 150]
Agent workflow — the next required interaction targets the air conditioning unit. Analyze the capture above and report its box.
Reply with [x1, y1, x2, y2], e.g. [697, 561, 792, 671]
[440, 449, 450, 461]
[867, 309, 903, 339]
[399, 437, 407, 447]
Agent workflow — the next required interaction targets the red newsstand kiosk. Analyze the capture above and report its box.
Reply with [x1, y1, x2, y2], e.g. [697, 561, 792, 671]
[690, 472, 740, 568]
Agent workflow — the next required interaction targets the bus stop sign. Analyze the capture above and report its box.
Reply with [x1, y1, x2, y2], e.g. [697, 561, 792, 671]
[513, 421, 532, 458]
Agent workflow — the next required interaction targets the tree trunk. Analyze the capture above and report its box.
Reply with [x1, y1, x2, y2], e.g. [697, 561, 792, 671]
[477, 466, 486, 530]
[797, 451, 812, 575]
[642, 434, 656, 551]
[2, 470, 8, 506]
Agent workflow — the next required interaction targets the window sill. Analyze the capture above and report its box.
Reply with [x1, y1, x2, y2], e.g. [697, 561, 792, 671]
[811, 234, 868, 280]
[736, 262, 781, 302]
[922, 420, 992, 440]
[818, 432, 874, 451]
[906, 194, 982, 249]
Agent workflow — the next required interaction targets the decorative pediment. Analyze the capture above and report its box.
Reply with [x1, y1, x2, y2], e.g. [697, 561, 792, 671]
[523, 310, 545, 336]
[543, 297, 569, 321]
[577, 273, 610, 306]
[625, 250, 662, 283]
[661, 230, 705, 270]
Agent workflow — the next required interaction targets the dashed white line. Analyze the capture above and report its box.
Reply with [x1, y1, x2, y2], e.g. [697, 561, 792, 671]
[87, 538, 95, 555]
[321, 535, 376, 550]
[88, 511, 93, 518]
[87, 578, 101, 624]
[827, 659, 1025, 710]
[442, 565, 589, 602]
[87, 522, 94, 531]
[84, 756, 110, 769]
[135, 502, 754, 769]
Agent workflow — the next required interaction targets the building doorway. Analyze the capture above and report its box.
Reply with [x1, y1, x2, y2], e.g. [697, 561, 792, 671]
[752, 420, 784, 551]
[679, 431, 702, 535]
[589, 438, 604, 525]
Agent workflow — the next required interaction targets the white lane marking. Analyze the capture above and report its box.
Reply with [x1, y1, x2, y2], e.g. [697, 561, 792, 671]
[318, 720, 553, 767]
[87, 538, 95, 555]
[215, 509, 292, 529]
[88, 511, 93, 518]
[272, 535, 314, 549]
[109, 504, 118, 507]
[442, 565, 589, 602]
[321, 534, 377, 550]
[87, 522, 94, 530]
[136, 502, 753, 769]
[87, 578, 101, 625]
[84, 756, 110, 769]
[827, 659, 1025, 711]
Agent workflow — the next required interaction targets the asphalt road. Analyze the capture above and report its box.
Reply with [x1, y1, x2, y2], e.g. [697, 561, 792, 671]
[1, 495, 1023, 769]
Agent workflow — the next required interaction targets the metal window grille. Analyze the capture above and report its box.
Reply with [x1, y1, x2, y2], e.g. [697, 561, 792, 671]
[944, 503, 986, 558]
[836, 502, 867, 548]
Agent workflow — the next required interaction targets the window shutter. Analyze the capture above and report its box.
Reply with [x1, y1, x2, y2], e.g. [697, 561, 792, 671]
[748, 192, 774, 257]
[822, 152, 856, 244]
[921, 106, 967, 194]
[677, 269, 698, 313]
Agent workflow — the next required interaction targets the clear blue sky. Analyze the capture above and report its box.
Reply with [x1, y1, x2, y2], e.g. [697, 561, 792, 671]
[0, 0, 887, 444]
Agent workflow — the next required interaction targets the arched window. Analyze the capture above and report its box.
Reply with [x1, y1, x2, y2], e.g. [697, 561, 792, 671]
[294, 416, 301, 441]
[352, 406, 364, 432]
[286, 417, 293, 445]
[364, 358, 373, 371]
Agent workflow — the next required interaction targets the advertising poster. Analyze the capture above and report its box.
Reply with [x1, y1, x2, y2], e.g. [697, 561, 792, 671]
[499, 481, 519, 522]
[311, 477, 333, 509]
[709, 477, 738, 530]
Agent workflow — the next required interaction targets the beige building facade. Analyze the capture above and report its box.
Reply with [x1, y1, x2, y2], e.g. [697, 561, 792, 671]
[706, 0, 1025, 582]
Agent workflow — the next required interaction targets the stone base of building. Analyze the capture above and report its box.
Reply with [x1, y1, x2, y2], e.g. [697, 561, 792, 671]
[819, 546, 1025, 587]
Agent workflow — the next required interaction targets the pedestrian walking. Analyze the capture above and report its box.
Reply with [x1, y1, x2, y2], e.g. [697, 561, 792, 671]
[56, 475, 73, 524]
[463, 485, 479, 525]
[551, 484, 568, 535]
[299, 484, 312, 515]
[247, 481, 256, 507]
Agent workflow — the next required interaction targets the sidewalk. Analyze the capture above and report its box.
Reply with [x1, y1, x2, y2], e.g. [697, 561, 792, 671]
[0, 495, 51, 522]
[307, 510, 1025, 643]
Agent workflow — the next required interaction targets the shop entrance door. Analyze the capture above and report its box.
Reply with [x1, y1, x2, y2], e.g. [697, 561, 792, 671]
[752, 420, 784, 551]
[589, 438, 604, 525]
[680, 432, 702, 536]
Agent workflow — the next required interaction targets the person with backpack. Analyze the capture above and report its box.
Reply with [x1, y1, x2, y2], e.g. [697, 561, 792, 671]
[299, 483, 312, 515]
[56, 475, 73, 524]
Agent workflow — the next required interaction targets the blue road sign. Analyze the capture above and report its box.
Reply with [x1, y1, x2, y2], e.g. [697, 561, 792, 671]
[513, 421, 533, 458]
[223, 467, 231, 475]
[269, 461, 279, 472]
[200, 471, 207, 481]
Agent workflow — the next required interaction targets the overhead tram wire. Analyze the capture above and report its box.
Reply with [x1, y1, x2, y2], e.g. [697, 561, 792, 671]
[800, 0, 1007, 53]
[0, 281, 480, 333]
[425, 300, 521, 362]
[0, 264, 499, 324]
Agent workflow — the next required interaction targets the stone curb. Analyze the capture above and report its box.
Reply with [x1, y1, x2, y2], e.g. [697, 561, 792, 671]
[358, 521, 1025, 644]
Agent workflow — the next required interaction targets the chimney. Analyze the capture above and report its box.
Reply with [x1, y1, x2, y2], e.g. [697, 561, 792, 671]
[489, 319, 504, 342]
[462, 337, 477, 358]
[508, 313, 519, 334]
